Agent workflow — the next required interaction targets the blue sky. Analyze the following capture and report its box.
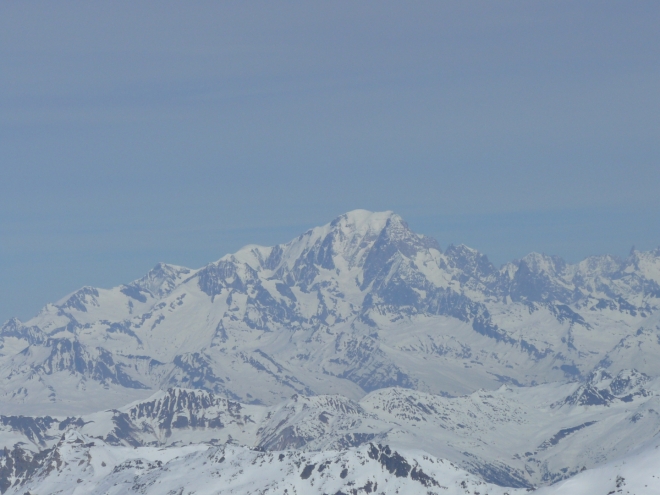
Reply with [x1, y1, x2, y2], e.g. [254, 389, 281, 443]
[1, 1, 659, 322]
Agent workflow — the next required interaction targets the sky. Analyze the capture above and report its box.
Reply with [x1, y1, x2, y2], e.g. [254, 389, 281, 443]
[1, 1, 659, 322]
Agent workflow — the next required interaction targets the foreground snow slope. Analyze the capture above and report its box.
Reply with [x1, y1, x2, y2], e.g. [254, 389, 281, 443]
[6, 430, 660, 495]
[1, 378, 659, 488]
[3, 431, 524, 495]
[534, 440, 660, 495]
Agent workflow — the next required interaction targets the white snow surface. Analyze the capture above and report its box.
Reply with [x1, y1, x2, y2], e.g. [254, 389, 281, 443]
[6, 428, 660, 494]
[4, 431, 524, 495]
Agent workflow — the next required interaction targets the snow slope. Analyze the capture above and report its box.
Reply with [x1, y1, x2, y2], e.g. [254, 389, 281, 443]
[2, 431, 524, 495]
[535, 440, 660, 495]
[5, 430, 660, 495]
[1, 379, 660, 488]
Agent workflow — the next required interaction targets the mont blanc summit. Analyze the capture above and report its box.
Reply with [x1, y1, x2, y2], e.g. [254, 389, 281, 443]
[2, 210, 660, 493]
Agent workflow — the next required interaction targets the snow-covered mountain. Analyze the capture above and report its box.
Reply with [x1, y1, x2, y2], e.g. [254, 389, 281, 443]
[2, 209, 660, 492]
[3, 210, 659, 413]
[4, 397, 660, 494]
[2, 430, 525, 495]
[2, 378, 659, 488]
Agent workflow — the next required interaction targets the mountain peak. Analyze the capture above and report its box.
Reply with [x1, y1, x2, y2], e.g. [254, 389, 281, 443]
[330, 209, 397, 235]
[131, 262, 193, 298]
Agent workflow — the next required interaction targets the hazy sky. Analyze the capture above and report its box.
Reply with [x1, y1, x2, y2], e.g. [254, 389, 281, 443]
[1, 1, 659, 322]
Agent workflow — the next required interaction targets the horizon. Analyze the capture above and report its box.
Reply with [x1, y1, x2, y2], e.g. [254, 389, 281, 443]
[6, 207, 659, 324]
[2, 2, 659, 322]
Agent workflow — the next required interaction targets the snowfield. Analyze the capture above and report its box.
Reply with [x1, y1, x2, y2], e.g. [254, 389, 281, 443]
[4, 432, 524, 495]
[6, 428, 660, 494]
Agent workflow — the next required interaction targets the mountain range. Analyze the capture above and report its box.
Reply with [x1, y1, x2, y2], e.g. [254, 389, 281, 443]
[2, 209, 660, 493]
